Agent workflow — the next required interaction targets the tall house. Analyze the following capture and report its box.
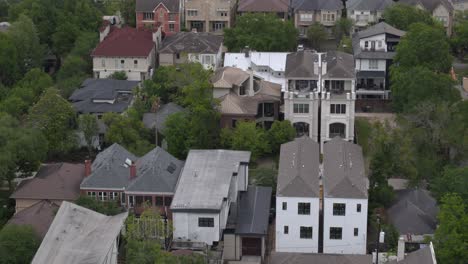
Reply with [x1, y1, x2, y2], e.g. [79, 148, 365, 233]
[352, 22, 405, 100]
[291, 0, 343, 37]
[237, 0, 290, 20]
[347, 0, 394, 31]
[322, 138, 368, 254]
[276, 137, 320, 253]
[136, 0, 182, 36]
[398, 0, 454, 36]
[184, 0, 236, 33]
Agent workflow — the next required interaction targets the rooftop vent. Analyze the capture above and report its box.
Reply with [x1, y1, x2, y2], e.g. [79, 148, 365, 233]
[125, 158, 132, 166]
[167, 162, 177, 174]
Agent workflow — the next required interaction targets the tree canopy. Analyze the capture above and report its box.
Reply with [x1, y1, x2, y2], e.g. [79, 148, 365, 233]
[383, 3, 435, 31]
[0, 224, 41, 264]
[307, 23, 328, 51]
[78, 114, 98, 157]
[267, 120, 296, 154]
[224, 13, 298, 52]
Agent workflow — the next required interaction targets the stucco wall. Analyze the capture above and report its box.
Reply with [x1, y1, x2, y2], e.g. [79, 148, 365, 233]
[173, 212, 221, 245]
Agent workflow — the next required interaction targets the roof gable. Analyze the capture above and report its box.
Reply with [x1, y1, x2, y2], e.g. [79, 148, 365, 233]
[91, 27, 155, 58]
[136, 0, 180, 12]
[285, 51, 319, 79]
[323, 51, 356, 79]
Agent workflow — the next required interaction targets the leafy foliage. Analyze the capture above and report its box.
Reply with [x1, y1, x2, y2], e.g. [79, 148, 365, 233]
[0, 33, 19, 86]
[451, 20, 468, 59]
[75, 196, 122, 216]
[224, 13, 298, 52]
[333, 17, 353, 41]
[306, 23, 328, 50]
[383, 3, 435, 31]
[338, 36, 352, 53]
[250, 168, 278, 194]
[221, 121, 271, 161]
[109, 71, 128, 80]
[0, 224, 41, 264]
[431, 166, 468, 204]
[78, 114, 98, 157]
[267, 120, 296, 154]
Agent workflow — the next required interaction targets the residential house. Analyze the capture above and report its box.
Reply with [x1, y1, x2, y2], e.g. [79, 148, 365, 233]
[69, 78, 139, 146]
[80, 143, 184, 217]
[136, 0, 181, 35]
[7, 201, 59, 239]
[91, 22, 162, 81]
[184, 0, 236, 33]
[269, 252, 372, 264]
[223, 186, 272, 261]
[398, 0, 454, 35]
[171, 150, 251, 247]
[10, 163, 84, 213]
[237, 0, 289, 20]
[291, 0, 343, 37]
[276, 137, 320, 253]
[347, 0, 394, 31]
[211, 66, 282, 129]
[452, 0, 468, 11]
[352, 22, 405, 100]
[224, 51, 290, 91]
[159, 32, 223, 70]
[284, 50, 356, 147]
[31, 202, 128, 264]
[142, 102, 185, 147]
[322, 138, 368, 254]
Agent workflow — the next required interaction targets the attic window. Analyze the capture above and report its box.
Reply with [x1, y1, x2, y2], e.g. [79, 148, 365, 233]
[167, 162, 177, 173]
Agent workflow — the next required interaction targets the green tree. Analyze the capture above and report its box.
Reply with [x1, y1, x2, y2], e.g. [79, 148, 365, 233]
[56, 55, 89, 98]
[78, 114, 98, 157]
[334, 17, 353, 41]
[451, 20, 468, 59]
[52, 16, 80, 59]
[383, 3, 435, 31]
[338, 36, 353, 53]
[120, 0, 136, 27]
[28, 88, 77, 156]
[431, 166, 468, 204]
[75, 196, 122, 215]
[392, 23, 452, 73]
[108, 71, 128, 80]
[306, 23, 328, 50]
[0, 224, 41, 264]
[0, 33, 19, 86]
[250, 168, 278, 194]
[9, 14, 44, 75]
[224, 13, 298, 52]
[163, 112, 190, 159]
[446, 101, 468, 159]
[433, 193, 468, 264]
[227, 121, 271, 161]
[268, 120, 296, 154]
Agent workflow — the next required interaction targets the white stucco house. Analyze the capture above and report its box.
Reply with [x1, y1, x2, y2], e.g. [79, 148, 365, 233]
[347, 0, 394, 31]
[91, 22, 162, 81]
[283, 50, 355, 149]
[170, 150, 250, 247]
[276, 137, 321, 253]
[322, 138, 368, 255]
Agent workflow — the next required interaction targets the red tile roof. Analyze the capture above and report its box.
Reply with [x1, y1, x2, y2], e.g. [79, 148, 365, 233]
[91, 27, 155, 58]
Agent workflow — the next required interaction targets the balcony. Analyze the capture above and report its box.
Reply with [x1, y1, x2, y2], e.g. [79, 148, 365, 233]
[288, 80, 318, 93]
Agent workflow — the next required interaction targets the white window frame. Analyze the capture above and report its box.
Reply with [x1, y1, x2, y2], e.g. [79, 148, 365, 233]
[87, 191, 96, 199]
[369, 59, 378, 69]
[98, 191, 108, 201]
[300, 13, 313, 22]
[143, 12, 154, 21]
[293, 103, 309, 114]
[187, 9, 198, 16]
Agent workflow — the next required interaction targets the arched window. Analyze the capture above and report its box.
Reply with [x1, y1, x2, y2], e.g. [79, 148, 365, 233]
[294, 122, 310, 137]
[329, 123, 346, 138]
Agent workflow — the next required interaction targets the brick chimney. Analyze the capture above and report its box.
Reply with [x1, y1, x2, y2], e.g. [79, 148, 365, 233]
[84, 159, 92, 177]
[130, 162, 137, 179]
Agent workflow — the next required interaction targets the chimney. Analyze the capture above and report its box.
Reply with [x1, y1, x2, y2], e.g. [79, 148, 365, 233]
[321, 60, 327, 75]
[248, 69, 255, 96]
[84, 160, 92, 177]
[397, 236, 405, 261]
[130, 162, 137, 179]
[99, 21, 111, 42]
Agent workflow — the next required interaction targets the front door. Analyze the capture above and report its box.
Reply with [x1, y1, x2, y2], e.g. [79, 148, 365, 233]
[242, 237, 261, 256]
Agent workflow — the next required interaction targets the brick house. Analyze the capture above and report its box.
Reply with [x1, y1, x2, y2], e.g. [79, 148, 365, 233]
[136, 0, 181, 36]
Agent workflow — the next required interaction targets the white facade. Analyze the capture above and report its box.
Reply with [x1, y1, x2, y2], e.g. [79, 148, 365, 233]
[320, 90, 356, 146]
[275, 197, 320, 253]
[349, 10, 383, 29]
[283, 91, 320, 142]
[93, 49, 156, 81]
[323, 198, 368, 254]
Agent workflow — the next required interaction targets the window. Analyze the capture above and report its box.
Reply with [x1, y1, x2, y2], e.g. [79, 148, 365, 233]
[176, 53, 180, 59]
[357, 204, 361, 212]
[120, 60, 125, 69]
[354, 228, 359, 236]
[293, 104, 309, 114]
[159, 9, 164, 20]
[333, 203, 346, 216]
[330, 227, 343, 239]
[217, 10, 228, 17]
[156, 197, 163, 206]
[330, 104, 346, 114]
[134, 60, 138, 69]
[121, 192, 126, 205]
[101, 59, 105, 67]
[212, 22, 225, 32]
[110, 192, 118, 200]
[300, 226, 313, 239]
[329, 123, 346, 138]
[364, 41, 368, 48]
[282, 202, 287, 210]
[168, 13, 177, 21]
[87, 191, 96, 198]
[231, 119, 237, 128]
[322, 13, 335, 22]
[239, 85, 246, 95]
[169, 23, 175, 32]
[325, 80, 344, 93]
[284, 226, 289, 234]
[369, 59, 378, 69]
[128, 196, 134, 207]
[143, 12, 154, 20]
[300, 13, 313, 22]
[298, 203, 311, 215]
[377, 40, 382, 48]
[202, 55, 213, 65]
[198, 217, 214, 227]
[164, 197, 172, 206]
[187, 9, 198, 16]
[98, 191, 107, 201]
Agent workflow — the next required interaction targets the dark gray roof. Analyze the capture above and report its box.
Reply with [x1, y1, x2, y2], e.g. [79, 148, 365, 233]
[270, 252, 372, 264]
[136, 0, 180, 12]
[357, 22, 406, 39]
[126, 147, 184, 193]
[388, 244, 436, 264]
[235, 186, 272, 236]
[159, 32, 223, 54]
[80, 143, 138, 190]
[292, 0, 343, 11]
[323, 138, 368, 199]
[352, 23, 405, 60]
[285, 51, 319, 79]
[398, 0, 453, 12]
[238, 0, 289, 12]
[323, 51, 355, 79]
[348, 0, 394, 11]
[142, 103, 185, 133]
[277, 137, 320, 197]
[69, 79, 138, 114]
[387, 189, 438, 235]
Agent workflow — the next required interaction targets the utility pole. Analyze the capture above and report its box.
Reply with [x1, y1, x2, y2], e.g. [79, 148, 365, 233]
[375, 215, 381, 264]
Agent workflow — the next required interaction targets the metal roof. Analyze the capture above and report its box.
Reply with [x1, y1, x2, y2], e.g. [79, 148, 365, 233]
[270, 252, 372, 264]
[323, 138, 368, 199]
[235, 186, 272, 236]
[277, 137, 320, 197]
[32, 202, 128, 264]
[171, 150, 251, 211]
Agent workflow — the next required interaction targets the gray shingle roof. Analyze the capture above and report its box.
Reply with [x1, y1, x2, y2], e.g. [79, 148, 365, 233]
[323, 51, 355, 79]
[126, 147, 184, 193]
[136, 0, 180, 12]
[352, 22, 405, 60]
[142, 103, 185, 133]
[235, 186, 272, 236]
[398, 0, 453, 12]
[277, 137, 320, 197]
[357, 22, 406, 39]
[323, 138, 368, 199]
[69, 79, 138, 114]
[238, 0, 289, 12]
[270, 252, 372, 264]
[171, 150, 251, 211]
[159, 32, 223, 54]
[387, 189, 438, 235]
[285, 51, 320, 79]
[292, 0, 343, 11]
[347, 0, 394, 11]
